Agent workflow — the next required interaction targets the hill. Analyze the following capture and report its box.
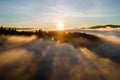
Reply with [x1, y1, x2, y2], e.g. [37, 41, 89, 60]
[89, 25, 120, 29]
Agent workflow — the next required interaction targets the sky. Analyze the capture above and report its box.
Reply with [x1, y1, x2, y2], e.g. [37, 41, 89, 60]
[0, 0, 120, 28]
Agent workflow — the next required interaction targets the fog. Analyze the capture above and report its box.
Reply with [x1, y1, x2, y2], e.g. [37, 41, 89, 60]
[0, 32, 120, 80]
[68, 29, 120, 37]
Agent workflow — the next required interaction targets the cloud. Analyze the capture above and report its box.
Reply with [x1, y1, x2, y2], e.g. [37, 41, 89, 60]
[0, 0, 120, 26]
[97, 34, 120, 44]
[0, 36, 120, 80]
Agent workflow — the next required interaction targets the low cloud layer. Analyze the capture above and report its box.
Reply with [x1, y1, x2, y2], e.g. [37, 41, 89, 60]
[0, 36, 120, 80]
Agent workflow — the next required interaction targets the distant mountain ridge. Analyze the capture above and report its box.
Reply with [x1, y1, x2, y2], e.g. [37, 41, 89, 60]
[89, 25, 120, 29]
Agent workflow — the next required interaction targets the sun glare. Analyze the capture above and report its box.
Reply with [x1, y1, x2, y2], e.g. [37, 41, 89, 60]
[57, 23, 63, 30]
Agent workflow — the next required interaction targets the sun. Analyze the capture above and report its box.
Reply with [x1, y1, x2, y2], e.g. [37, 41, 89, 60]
[57, 23, 63, 30]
